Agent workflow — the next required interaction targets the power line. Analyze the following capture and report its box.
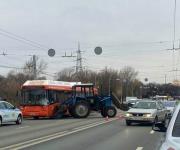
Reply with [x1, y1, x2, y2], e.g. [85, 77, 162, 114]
[0, 27, 49, 49]
[0, 32, 46, 50]
[0, 52, 32, 57]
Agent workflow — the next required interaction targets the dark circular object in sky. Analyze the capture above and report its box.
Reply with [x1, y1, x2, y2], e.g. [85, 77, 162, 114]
[94, 47, 102, 55]
[48, 49, 55, 57]
[144, 78, 148, 82]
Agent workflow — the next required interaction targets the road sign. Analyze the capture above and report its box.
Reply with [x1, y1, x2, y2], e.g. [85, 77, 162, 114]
[94, 47, 102, 55]
[48, 49, 55, 57]
[145, 78, 148, 82]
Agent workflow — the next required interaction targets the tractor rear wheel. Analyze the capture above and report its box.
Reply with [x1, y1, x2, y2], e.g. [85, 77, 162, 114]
[73, 101, 90, 118]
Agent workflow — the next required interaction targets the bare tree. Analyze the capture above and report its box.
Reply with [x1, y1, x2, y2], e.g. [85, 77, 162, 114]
[56, 67, 75, 81]
[23, 56, 47, 79]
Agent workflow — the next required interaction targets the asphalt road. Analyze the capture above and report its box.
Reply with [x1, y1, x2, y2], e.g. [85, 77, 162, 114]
[0, 112, 165, 150]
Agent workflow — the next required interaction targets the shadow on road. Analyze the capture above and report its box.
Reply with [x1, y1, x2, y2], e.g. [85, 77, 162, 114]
[129, 122, 153, 127]
[1, 123, 18, 127]
[24, 115, 104, 121]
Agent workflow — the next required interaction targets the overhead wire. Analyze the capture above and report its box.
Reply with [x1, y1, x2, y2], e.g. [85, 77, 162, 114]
[0, 27, 49, 50]
[0, 32, 46, 50]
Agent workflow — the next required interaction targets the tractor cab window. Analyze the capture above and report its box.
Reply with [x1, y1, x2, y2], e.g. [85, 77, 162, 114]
[85, 87, 94, 97]
[73, 86, 94, 97]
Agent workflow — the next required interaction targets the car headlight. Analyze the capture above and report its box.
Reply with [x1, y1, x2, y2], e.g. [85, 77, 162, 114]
[126, 113, 131, 117]
[145, 114, 152, 117]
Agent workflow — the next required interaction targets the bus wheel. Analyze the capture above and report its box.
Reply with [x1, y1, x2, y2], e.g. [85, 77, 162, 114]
[73, 101, 90, 118]
[33, 116, 39, 120]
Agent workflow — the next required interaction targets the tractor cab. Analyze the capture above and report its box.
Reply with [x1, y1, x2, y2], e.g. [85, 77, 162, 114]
[72, 83, 96, 98]
[67, 83, 117, 118]
[72, 84, 99, 110]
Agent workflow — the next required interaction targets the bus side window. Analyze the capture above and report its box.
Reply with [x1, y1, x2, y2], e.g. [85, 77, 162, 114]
[48, 90, 57, 104]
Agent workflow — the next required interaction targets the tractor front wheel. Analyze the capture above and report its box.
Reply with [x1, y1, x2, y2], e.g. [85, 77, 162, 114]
[102, 106, 117, 118]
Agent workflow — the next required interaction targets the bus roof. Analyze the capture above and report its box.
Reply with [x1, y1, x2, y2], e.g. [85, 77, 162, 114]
[22, 80, 81, 91]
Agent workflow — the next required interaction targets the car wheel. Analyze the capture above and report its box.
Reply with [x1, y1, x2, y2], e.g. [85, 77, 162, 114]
[162, 115, 168, 127]
[0, 116, 2, 126]
[16, 115, 22, 125]
[152, 116, 158, 130]
[126, 120, 131, 126]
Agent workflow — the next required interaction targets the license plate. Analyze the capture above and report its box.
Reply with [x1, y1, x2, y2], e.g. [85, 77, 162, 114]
[131, 117, 143, 120]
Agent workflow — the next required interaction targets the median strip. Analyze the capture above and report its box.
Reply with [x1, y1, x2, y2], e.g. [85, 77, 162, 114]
[1, 118, 117, 150]
[136, 147, 143, 150]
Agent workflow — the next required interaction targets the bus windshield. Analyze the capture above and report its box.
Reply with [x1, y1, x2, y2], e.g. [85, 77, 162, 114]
[22, 89, 48, 105]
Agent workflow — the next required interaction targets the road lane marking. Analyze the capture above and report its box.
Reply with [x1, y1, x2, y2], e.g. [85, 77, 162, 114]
[16, 126, 30, 129]
[150, 130, 155, 134]
[73, 120, 109, 130]
[1, 118, 117, 150]
[0, 131, 68, 150]
[136, 147, 143, 150]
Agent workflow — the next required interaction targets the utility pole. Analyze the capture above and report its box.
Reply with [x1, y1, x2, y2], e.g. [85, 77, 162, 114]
[33, 55, 37, 79]
[165, 74, 167, 84]
[76, 42, 83, 73]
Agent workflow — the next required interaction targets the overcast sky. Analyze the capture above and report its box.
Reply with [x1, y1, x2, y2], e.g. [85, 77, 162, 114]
[0, 0, 180, 83]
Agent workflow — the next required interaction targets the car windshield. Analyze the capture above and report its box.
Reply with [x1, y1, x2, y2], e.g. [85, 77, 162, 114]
[133, 101, 156, 109]
[172, 110, 180, 137]
[22, 89, 48, 105]
[163, 101, 176, 107]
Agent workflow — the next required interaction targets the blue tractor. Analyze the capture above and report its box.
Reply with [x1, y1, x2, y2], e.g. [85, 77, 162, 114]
[63, 84, 117, 118]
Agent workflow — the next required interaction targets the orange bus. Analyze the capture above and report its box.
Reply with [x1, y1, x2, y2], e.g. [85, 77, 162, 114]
[20, 80, 81, 119]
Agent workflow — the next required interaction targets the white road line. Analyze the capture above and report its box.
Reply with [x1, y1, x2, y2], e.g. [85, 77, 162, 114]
[136, 147, 143, 150]
[1, 118, 117, 150]
[0, 131, 68, 150]
[73, 120, 107, 130]
[17, 126, 30, 129]
[150, 130, 155, 134]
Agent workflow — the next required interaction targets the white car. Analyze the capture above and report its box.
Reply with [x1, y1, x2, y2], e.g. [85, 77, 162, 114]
[162, 101, 176, 118]
[0, 100, 23, 126]
[160, 104, 180, 150]
[125, 100, 167, 126]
